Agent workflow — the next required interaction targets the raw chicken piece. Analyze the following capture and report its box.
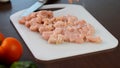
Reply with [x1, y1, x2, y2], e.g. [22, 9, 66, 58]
[53, 28, 63, 34]
[25, 21, 31, 28]
[75, 36, 84, 44]
[65, 30, 84, 43]
[38, 24, 54, 34]
[80, 25, 89, 36]
[42, 18, 52, 25]
[66, 15, 78, 23]
[29, 12, 37, 18]
[54, 21, 66, 28]
[66, 26, 74, 32]
[86, 36, 102, 43]
[38, 26, 46, 34]
[19, 16, 26, 24]
[37, 10, 53, 19]
[74, 20, 86, 27]
[48, 34, 64, 44]
[55, 16, 68, 22]
[70, 34, 84, 44]
[86, 24, 95, 36]
[45, 24, 54, 31]
[42, 31, 53, 40]
[35, 16, 42, 24]
[29, 22, 40, 32]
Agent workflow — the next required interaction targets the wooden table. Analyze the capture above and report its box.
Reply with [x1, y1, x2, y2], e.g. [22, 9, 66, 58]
[0, 0, 120, 68]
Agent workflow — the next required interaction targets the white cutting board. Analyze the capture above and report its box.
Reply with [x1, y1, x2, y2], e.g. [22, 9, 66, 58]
[10, 4, 118, 61]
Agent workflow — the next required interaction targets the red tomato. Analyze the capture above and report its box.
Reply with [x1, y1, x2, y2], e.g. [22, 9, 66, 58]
[0, 33, 4, 44]
[0, 33, 5, 62]
[0, 47, 4, 60]
[0, 37, 23, 65]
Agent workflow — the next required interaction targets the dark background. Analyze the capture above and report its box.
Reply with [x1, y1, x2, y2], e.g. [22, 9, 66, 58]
[0, 0, 120, 68]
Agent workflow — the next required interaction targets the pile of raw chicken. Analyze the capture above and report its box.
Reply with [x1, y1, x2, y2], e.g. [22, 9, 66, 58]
[19, 10, 102, 44]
